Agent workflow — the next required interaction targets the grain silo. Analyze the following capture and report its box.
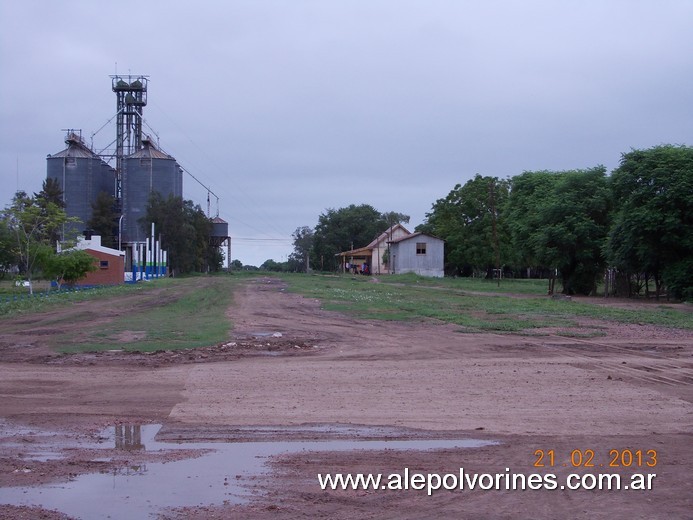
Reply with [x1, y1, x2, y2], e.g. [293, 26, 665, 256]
[209, 217, 229, 246]
[209, 216, 231, 271]
[46, 132, 115, 237]
[121, 137, 183, 243]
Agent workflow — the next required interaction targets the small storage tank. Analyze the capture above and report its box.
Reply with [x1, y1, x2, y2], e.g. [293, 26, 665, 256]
[209, 217, 229, 247]
[46, 133, 114, 237]
[121, 138, 183, 242]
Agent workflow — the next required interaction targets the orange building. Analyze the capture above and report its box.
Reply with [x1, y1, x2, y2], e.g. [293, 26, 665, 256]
[73, 236, 125, 286]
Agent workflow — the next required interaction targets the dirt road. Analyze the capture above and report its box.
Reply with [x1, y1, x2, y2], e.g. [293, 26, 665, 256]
[1, 277, 691, 519]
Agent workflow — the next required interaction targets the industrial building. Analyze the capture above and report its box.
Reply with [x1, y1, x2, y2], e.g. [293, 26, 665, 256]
[46, 75, 229, 279]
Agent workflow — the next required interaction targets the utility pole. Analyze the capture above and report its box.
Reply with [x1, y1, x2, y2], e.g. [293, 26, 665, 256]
[489, 180, 501, 287]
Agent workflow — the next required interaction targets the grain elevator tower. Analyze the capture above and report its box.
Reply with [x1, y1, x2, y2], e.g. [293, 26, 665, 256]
[111, 75, 148, 200]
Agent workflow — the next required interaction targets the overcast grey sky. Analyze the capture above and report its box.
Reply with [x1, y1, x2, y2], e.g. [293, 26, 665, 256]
[1, 1, 691, 266]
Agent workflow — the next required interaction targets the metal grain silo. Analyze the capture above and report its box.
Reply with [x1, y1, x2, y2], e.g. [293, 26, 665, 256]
[209, 217, 229, 247]
[121, 138, 183, 242]
[46, 133, 114, 238]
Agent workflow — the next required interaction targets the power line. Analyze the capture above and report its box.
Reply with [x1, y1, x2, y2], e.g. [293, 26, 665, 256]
[232, 237, 293, 242]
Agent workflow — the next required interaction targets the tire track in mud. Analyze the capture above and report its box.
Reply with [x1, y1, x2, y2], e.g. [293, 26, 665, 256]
[504, 333, 693, 390]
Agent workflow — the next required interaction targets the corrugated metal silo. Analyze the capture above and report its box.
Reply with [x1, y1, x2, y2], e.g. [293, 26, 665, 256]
[121, 138, 183, 242]
[209, 217, 229, 247]
[46, 133, 114, 237]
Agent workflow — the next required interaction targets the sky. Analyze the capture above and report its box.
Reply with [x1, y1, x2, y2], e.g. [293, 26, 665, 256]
[1, 1, 692, 267]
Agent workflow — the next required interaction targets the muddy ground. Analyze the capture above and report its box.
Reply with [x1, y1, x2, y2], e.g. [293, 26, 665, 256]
[0, 277, 691, 519]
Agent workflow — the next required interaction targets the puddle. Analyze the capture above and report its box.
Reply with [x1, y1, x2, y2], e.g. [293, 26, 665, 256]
[0, 424, 497, 519]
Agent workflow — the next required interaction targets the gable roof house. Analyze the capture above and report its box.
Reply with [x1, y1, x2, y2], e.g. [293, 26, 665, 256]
[337, 224, 410, 275]
[337, 224, 444, 277]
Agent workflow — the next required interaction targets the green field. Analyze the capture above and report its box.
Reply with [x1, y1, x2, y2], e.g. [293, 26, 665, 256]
[60, 275, 239, 353]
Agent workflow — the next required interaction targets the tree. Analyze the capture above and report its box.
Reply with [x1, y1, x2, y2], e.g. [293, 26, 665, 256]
[506, 167, 610, 295]
[207, 245, 224, 272]
[0, 218, 16, 278]
[35, 178, 65, 208]
[606, 145, 693, 300]
[381, 211, 411, 227]
[2, 191, 77, 294]
[291, 226, 314, 273]
[260, 258, 287, 272]
[34, 178, 66, 246]
[42, 250, 97, 290]
[419, 175, 511, 276]
[88, 191, 119, 249]
[312, 204, 409, 271]
[230, 259, 243, 270]
[144, 193, 212, 274]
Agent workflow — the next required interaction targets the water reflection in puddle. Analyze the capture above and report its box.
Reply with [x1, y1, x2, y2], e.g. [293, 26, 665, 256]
[0, 424, 496, 519]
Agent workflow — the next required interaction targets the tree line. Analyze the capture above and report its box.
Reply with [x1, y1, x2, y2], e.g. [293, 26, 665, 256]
[278, 144, 690, 300]
[254, 206, 410, 273]
[418, 144, 692, 299]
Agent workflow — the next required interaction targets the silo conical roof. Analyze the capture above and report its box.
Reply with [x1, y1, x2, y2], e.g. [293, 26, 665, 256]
[126, 139, 174, 160]
[48, 133, 99, 159]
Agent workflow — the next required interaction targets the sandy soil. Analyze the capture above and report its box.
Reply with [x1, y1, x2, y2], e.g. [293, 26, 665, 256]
[0, 276, 691, 519]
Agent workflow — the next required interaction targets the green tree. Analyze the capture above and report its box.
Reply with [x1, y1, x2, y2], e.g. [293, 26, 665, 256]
[34, 178, 65, 208]
[0, 218, 16, 278]
[88, 191, 119, 249]
[42, 250, 97, 289]
[506, 167, 611, 295]
[381, 211, 411, 228]
[606, 145, 693, 300]
[2, 191, 77, 293]
[260, 258, 287, 272]
[291, 226, 314, 273]
[34, 178, 66, 246]
[419, 175, 511, 276]
[207, 244, 224, 272]
[144, 193, 212, 274]
[312, 204, 409, 271]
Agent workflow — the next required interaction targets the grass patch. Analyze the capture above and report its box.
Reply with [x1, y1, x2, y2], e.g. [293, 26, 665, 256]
[0, 283, 146, 317]
[278, 273, 693, 332]
[58, 275, 244, 353]
[377, 272, 555, 295]
[0, 273, 253, 354]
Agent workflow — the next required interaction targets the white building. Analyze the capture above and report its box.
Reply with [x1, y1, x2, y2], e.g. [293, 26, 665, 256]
[389, 232, 445, 278]
[337, 225, 444, 277]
